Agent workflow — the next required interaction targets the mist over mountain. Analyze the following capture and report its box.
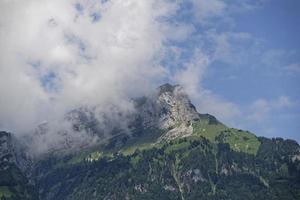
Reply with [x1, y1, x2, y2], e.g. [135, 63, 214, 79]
[0, 84, 299, 200]
[4, 83, 218, 155]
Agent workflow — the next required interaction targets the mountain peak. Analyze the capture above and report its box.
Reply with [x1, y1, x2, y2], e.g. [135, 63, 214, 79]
[157, 84, 199, 122]
[129, 83, 201, 141]
[158, 83, 180, 95]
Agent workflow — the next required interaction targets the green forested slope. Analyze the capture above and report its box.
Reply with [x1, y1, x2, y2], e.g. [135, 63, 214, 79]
[31, 136, 300, 200]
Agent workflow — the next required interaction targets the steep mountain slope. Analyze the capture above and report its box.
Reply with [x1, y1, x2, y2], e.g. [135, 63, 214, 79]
[0, 84, 299, 200]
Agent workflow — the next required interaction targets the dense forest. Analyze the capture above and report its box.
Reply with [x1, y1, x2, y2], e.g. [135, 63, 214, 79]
[1, 132, 300, 200]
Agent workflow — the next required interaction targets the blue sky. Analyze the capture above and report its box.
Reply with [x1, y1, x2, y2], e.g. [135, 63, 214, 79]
[166, 0, 300, 141]
[208, 0, 300, 141]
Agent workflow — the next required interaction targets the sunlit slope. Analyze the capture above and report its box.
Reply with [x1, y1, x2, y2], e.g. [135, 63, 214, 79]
[192, 116, 260, 155]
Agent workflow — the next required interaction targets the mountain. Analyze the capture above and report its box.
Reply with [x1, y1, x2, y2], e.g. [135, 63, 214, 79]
[0, 84, 300, 200]
[0, 132, 37, 200]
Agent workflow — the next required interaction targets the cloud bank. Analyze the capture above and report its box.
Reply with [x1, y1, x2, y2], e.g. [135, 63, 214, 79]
[0, 0, 180, 136]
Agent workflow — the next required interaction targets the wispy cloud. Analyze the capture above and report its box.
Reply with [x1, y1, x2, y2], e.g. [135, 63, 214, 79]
[174, 49, 241, 124]
[191, 0, 226, 21]
[248, 96, 295, 121]
[284, 63, 300, 73]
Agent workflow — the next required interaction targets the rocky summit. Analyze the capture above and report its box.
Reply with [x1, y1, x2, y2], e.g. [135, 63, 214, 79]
[0, 84, 300, 200]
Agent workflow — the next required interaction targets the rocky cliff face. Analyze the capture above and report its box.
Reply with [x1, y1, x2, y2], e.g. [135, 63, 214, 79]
[135, 84, 199, 128]
[134, 83, 219, 141]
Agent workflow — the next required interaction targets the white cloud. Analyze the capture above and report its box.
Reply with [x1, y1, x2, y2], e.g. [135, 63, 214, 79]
[191, 0, 226, 21]
[0, 0, 179, 136]
[174, 49, 241, 125]
[190, 0, 268, 25]
[248, 96, 295, 121]
[199, 29, 257, 66]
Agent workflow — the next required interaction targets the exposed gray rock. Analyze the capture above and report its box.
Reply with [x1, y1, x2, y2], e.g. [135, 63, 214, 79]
[164, 185, 176, 191]
[134, 83, 201, 141]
